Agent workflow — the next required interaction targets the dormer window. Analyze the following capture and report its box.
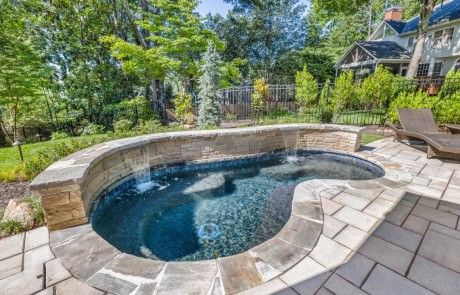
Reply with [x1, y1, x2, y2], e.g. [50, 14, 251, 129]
[432, 28, 454, 48]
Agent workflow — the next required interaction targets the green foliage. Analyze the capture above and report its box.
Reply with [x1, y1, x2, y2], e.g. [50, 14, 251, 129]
[173, 92, 195, 125]
[24, 137, 107, 180]
[295, 65, 318, 107]
[51, 132, 70, 141]
[23, 196, 45, 226]
[114, 120, 133, 134]
[439, 70, 460, 98]
[136, 119, 162, 134]
[359, 66, 397, 108]
[388, 91, 438, 124]
[436, 93, 460, 124]
[0, 219, 25, 237]
[333, 71, 357, 111]
[81, 124, 105, 136]
[318, 80, 334, 123]
[198, 43, 222, 127]
[251, 79, 270, 119]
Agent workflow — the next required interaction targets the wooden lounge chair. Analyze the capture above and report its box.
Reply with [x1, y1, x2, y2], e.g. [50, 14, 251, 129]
[388, 108, 460, 159]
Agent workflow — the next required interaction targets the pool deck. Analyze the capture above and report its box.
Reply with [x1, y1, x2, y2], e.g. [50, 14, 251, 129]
[2, 138, 460, 295]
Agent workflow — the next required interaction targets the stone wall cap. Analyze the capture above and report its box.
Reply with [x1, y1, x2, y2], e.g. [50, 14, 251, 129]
[30, 124, 365, 190]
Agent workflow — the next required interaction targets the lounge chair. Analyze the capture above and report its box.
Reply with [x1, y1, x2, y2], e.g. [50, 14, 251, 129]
[388, 108, 460, 159]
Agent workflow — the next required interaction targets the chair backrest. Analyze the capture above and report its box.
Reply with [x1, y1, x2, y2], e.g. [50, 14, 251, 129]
[397, 108, 439, 134]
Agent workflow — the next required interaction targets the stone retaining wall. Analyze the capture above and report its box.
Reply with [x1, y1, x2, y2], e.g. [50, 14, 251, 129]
[30, 124, 364, 231]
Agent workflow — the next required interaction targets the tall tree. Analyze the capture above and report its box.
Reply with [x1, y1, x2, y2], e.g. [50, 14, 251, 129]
[0, 0, 45, 143]
[219, 0, 307, 82]
[198, 43, 222, 127]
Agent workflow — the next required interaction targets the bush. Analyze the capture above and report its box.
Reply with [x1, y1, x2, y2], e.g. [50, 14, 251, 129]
[333, 71, 357, 111]
[137, 119, 162, 134]
[251, 79, 269, 119]
[51, 132, 70, 141]
[359, 65, 396, 108]
[436, 93, 460, 124]
[295, 65, 318, 107]
[439, 69, 460, 98]
[81, 123, 105, 136]
[114, 119, 133, 133]
[318, 109, 334, 123]
[388, 91, 438, 124]
[173, 92, 195, 125]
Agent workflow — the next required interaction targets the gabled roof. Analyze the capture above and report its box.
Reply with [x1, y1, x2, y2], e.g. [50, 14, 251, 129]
[401, 0, 460, 34]
[384, 20, 407, 34]
[356, 41, 411, 60]
[335, 41, 411, 68]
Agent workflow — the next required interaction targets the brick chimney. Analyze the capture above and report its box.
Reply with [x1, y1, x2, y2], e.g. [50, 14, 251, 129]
[385, 7, 404, 21]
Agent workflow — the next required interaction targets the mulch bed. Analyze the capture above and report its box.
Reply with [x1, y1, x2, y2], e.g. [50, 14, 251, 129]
[0, 180, 31, 208]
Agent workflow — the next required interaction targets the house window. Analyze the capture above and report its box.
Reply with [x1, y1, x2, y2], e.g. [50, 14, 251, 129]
[432, 61, 444, 77]
[433, 30, 443, 48]
[416, 63, 430, 77]
[432, 28, 454, 48]
[407, 37, 414, 50]
[442, 28, 454, 47]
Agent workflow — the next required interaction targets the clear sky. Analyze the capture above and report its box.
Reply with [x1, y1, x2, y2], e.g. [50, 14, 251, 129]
[196, 0, 310, 16]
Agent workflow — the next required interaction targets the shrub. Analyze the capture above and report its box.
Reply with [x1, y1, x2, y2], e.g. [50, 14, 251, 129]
[81, 123, 105, 136]
[359, 65, 396, 108]
[51, 132, 70, 141]
[439, 69, 460, 98]
[0, 219, 24, 236]
[23, 196, 45, 226]
[251, 79, 269, 119]
[388, 91, 438, 124]
[333, 71, 357, 111]
[137, 119, 162, 134]
[436, 93, 460, 124]
[114, 119, 133, 133]
[173, 92, 195, 124]
[295, 65, 318, 107]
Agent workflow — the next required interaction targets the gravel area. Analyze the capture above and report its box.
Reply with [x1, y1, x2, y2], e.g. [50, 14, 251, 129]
[0, 181, 31, 208]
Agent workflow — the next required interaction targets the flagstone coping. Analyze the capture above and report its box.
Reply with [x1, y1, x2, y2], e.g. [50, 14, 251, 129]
[44, 147, 410, 294]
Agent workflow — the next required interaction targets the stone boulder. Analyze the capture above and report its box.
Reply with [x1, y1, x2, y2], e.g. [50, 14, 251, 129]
[2, 199, 34, 230]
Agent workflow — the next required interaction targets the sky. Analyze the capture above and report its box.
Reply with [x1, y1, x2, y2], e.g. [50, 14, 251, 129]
[196, 0, 310, 16]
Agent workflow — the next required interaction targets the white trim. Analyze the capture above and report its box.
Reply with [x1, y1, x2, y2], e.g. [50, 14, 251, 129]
[369, 21, 399, 41]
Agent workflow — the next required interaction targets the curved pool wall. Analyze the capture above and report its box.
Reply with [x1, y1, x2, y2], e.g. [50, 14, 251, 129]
[30, 124, 365, 231]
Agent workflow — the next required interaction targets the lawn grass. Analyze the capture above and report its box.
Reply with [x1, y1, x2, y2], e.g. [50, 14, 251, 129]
[0, 134, 108, 181]
[361, 134, 384, 145]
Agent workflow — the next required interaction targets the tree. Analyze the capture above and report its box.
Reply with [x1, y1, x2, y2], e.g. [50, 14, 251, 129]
[0, 0, 45, 143]
[406, 0, 440, 78]
[198, 44, 222, 127]
[217, 0, 307, 82]
[359, 65, 396, 108]
[295, 65, 318, 107]
[104, 0, 222, 114]
[333, 71, 357, 111]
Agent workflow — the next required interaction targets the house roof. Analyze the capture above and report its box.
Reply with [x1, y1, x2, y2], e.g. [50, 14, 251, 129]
[356, 41, 412, 60]
[401, 0, 460, 34]
[384, 20, 407, 34]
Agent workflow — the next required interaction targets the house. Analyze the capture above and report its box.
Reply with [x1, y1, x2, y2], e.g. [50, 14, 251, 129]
[336, 0, 460, 79]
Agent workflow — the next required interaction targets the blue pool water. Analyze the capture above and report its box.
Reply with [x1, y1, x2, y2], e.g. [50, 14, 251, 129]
[92, 151, 383, 261]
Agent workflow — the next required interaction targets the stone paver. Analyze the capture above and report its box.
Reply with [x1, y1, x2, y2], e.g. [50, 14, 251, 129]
[309, 235, 352, 269]
[45, 259, 71, 288]
[25, 226, 49, 251]
[322, 215, 346, 239]
[402, 215, 430, 235]
[335, 253, 375, 287]
[0, 253, 22, 280]
[363, 264, 435, 295]
[0, 233, 24, 260]
[358, 236, 413, 275]
[408, 255, 460, 295]
[55, 277, 104, 295]
[372, 221, 422, 252]
[23, 244, 54, 269]
[333, 206, 379, 232]
[419, 229, 460, 273]
[1, 263, 44, 295]
[323, 274, 367, 295]
[334, 225, 369, 251]
[412, 204, 458, 228]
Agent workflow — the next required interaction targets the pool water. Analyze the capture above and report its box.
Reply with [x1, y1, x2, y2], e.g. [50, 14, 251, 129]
[92, 152, 382, 261]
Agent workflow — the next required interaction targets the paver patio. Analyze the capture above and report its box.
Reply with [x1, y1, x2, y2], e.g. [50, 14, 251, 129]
[1, 138, 460, 294]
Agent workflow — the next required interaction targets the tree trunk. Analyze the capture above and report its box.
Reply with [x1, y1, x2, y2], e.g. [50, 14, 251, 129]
[406, 0, 439, 78]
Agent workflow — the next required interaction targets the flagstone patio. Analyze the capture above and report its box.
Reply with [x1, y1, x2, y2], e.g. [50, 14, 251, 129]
[1, 138, 460, 295]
